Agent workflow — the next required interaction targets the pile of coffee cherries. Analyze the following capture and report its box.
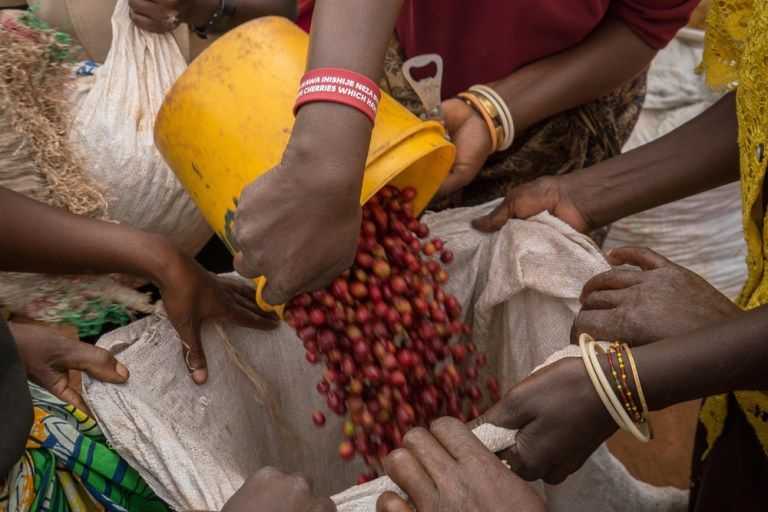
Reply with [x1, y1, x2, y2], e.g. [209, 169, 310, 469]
[284, 186, 499, 484]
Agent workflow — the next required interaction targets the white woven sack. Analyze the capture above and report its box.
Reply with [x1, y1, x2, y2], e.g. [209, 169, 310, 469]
[84, 204, 687, 512]
[69, 0, 210, 256]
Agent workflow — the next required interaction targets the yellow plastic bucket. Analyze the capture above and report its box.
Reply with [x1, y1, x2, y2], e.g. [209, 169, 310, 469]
[155, 17, 455, 311]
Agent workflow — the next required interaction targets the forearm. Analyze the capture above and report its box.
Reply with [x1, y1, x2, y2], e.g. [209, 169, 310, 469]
[0, 188, 180, 286]
[286, 0, 403, 191]
[565, 93, 740, 229]
[493, 18, 657, 134]
[633, 306, 768, 411]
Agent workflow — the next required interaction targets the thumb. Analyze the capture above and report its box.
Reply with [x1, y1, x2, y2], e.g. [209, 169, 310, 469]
[606, 246, 670, 271]
[233, 251, 261, 280]
[473, 393, 527, 432]
[376, 492, 413, 512]
[472, 197, 513, 233]
[66, 343, 129, 384]
[47, 372, 90, 412]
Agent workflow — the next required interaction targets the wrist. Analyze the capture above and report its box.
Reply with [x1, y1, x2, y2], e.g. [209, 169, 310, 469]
[558, 172, 600, 231]
[286, 102, 372, 190]
[131, 232, 186, 290]
[184, 0, 220, 28]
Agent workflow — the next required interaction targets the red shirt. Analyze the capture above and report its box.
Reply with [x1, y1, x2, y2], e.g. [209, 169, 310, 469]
[297, 0, 697, 98]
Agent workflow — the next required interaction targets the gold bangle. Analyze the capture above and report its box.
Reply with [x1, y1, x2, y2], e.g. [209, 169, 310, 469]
[472, 93, 504, 139]
[457, 92, 501, 152]
[623, 343, 650, 418]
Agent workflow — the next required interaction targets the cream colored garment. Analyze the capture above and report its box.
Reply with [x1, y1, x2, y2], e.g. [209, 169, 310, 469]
[32, 0, 207, 63]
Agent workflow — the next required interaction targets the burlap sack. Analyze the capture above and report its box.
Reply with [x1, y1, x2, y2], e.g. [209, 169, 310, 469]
[83, 204, 687, 511]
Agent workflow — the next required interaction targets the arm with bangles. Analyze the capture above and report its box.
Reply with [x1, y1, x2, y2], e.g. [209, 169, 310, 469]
[633, 306, 768, 413]
[474, 92, 741, 231]
[491, 18, 657, 137]
[440, 15, 666, 195]
[477, 299, 768, 485]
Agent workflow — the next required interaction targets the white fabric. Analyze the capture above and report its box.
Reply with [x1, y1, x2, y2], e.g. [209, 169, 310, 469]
[69, 0, 210, 255]
[605, 32, 746, 298]
[84, 203, 686, 511]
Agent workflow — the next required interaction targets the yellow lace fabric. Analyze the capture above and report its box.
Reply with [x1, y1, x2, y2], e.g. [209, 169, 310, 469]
[699, 0, 768, 459]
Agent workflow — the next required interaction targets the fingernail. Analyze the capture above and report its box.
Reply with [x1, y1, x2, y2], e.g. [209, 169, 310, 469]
[116, 362, 130, 380]
[606, 248, 615, 257]
[192, 369, 208, 385]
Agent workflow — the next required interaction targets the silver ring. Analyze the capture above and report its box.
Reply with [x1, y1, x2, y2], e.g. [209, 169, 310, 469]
[182, 343, 198, 372]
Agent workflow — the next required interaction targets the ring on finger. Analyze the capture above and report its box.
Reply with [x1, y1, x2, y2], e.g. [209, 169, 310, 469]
[182, 343, 198, 372]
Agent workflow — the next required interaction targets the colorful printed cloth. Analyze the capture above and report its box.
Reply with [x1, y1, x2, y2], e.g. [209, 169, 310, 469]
[0, 384, 168, 512]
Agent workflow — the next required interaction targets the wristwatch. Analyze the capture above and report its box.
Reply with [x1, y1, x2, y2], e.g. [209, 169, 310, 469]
[192, 0, 237, 39]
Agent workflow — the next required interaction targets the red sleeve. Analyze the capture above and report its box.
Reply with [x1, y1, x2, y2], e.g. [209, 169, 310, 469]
[297, 0, 313, 33]
[609, 0, 699, 49]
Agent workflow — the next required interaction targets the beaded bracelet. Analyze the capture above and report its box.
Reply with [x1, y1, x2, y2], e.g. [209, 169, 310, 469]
[591, 343, 651, 442]
[579, 334, 624, 430]
[623, 343, 650, 420]
[608, 344, 643, 423]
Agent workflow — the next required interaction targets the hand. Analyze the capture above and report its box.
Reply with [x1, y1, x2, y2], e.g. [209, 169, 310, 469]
[472, 175, 589, 234]
[479, 358, 616, 484]
[572, 247, 742, 346]
[222, 467, 336, 512]
[129, 0, 218, 33]
[436, 99, 494, 198]
[10, 322, 129, 412]
[157, 249, 279, 384]
[232, 131, 364, 305]
[377, 417, 546, 512]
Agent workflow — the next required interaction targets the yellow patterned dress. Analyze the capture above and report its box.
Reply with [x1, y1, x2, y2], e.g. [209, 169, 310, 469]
[692, 0, 768, 509]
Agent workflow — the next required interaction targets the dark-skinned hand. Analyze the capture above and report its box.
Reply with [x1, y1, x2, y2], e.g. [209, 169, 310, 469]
[377, 417, 546, 512]
[221, 467, 336, 512]
[472, 175, 589, 234]
[478, 358, 616, 484]
[10, 322, 129, 412]
[129, 0, 218, 33]
[232, 142, 363, 306]
[572, 246, 742, 346]
[436, 99, 494, 198]
[157, 251, 279, 384]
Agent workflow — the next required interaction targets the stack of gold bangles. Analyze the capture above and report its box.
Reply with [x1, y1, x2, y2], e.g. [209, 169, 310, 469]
[579, 334, 653, 442]
[457, 84, 515, 152]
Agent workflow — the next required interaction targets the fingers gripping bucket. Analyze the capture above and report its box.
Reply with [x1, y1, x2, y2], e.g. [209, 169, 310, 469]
[154, 17, 455, 312]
